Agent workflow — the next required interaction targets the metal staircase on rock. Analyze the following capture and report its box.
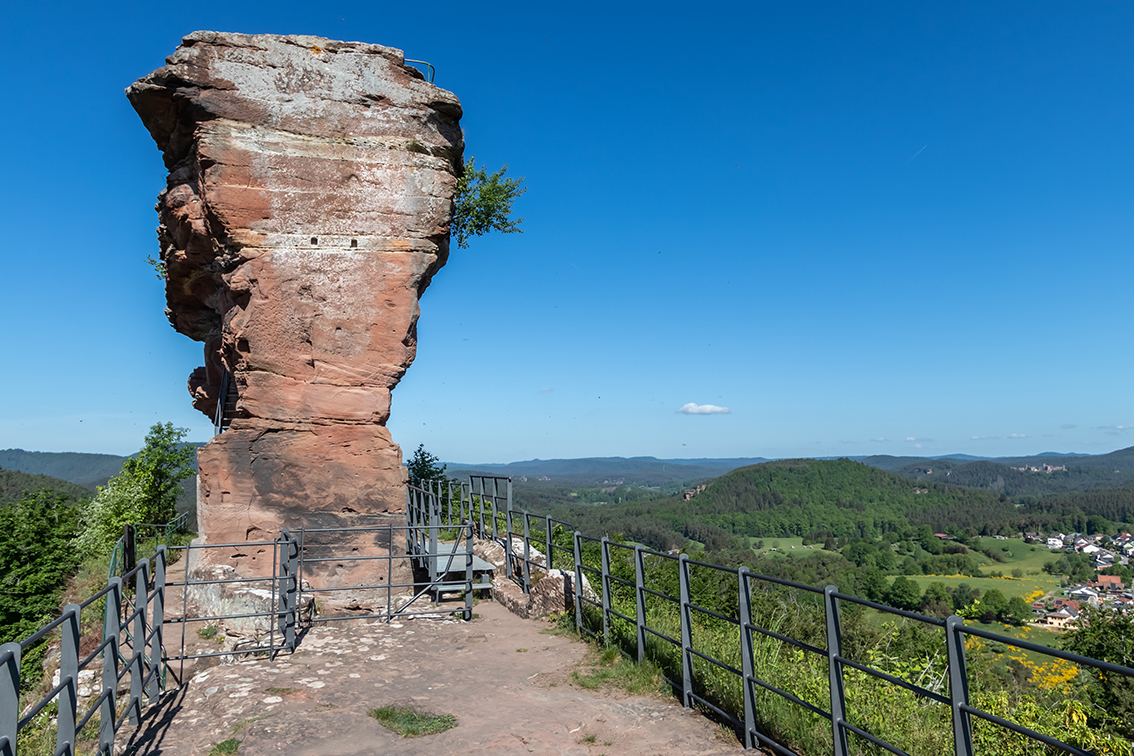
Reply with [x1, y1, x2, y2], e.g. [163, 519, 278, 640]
[212, 368, 238, 435]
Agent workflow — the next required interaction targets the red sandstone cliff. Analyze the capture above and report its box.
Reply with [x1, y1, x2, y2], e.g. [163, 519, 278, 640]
[128, 32, 462, 574]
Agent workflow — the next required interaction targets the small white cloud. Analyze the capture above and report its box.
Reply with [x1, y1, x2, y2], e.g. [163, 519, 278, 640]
[870, 437, 886, 443]
[1010, 433, 1026, 439]
[677, 403, 731, 415]
[539, 388, 554, 394]
[1099, 424, 1133, 432]
[972, 435, 1002, 441]
[914, 443, 923, 449]
[906, 437, 915, 442]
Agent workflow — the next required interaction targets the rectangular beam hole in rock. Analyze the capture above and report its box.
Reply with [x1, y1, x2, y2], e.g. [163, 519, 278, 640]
[310, 236, 318, 245]
[350, 239, 357, 247]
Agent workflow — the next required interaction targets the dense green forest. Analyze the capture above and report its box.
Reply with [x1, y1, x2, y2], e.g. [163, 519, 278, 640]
[519, 458, 1134, 624]
[1017, 488, 1134, 533]
[0, 469, 91, 680]
[0, 426, 196, 669]
[535, 459, 1019, 543]
[0, 466, 93, 504]
[887, 447, 1134, 496]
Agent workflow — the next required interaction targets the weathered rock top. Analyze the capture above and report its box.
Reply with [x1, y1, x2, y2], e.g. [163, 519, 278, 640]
[129, 30, 462, 169]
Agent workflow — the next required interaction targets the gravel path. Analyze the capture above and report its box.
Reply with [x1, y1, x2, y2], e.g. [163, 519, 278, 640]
[123, 601, 744, 755]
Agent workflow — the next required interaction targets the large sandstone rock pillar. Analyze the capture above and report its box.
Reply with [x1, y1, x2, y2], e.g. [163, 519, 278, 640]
[128, 32, 462, 579]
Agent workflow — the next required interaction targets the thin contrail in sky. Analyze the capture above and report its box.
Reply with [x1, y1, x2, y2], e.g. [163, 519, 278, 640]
[905, 144, 928, 165]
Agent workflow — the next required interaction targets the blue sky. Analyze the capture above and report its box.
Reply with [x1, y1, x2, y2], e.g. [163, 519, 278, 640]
[1, 1, 1131, 463]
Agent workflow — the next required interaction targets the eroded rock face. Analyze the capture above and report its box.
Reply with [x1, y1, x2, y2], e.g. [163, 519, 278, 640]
[128, 31, 462, 580]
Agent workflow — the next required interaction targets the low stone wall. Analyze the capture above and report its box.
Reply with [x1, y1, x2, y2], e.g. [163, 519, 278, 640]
[473, 537, 597, 620]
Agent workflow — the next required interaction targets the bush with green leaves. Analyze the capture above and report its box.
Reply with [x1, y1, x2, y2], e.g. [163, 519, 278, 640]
[76, 422, 195, 555]
[450, 157, 525, 249]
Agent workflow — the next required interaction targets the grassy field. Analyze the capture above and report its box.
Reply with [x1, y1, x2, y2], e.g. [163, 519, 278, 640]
[970, 536, 1058, 574]
[892, 573, 1059, 602]
[748, 536, 838, 557]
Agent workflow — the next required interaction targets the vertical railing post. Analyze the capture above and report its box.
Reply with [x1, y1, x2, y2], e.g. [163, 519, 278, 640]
[405, 486, 414, 557]
[129, 558, 149, 725]
[678, 553, 693, 708]
[428, 487, 439, 591]
[634, 545, 646, 663]
[545, 516, 554, 572]
[148, 546, 166, 704]
[277, 534, 289, 650]
[462, 482, 471, 533]
[521, 512, 531, 593]
[490, 484, 499, 541]
[0, 642, 20, 756]
[573, 531, 584, 634]
[288, 533, 299, 649]
[464, 522, 474, 621]
[946, 615, 975, 756]
[503, 479, 514, 581]
[57, 603, 81, 756]
[600, 537, 611, 644]
[279, 530, 297, 652]
[476, 478, 485, 537]
[738, 567, 756, 749]
[123, 523, 136, 576]
[824, 585, 849, 756]
[100, 578, 122, 756]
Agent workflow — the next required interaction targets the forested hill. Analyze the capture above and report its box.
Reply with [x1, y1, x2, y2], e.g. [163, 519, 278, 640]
[0, 466, 93, 505]
[676, 458, 1016, 538]
[0, 449, 129, 489]
[540, 458, 1018, 549]
[889, 447, 1134, 497]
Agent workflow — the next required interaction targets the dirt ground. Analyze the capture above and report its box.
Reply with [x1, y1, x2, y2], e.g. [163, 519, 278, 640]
[122, 601, 745, 756]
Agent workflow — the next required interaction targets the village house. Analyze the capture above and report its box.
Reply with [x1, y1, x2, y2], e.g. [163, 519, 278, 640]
[1096, 574, 1124, 592]
[1039, 608, 1079, 628]
[1053, 598, 1082, 612]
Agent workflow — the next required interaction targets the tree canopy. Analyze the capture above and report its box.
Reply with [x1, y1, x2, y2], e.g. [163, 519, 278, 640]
[451, 157, 526, 249]
[75, 422, 195, 554]
[407, 444, 448, 483]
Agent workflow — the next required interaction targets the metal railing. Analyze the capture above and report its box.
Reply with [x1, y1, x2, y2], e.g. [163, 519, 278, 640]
[2, 549, 168, 756]
[212, 368, 233, 435]
[415, 476, 1134, 755]
[107, 512, 191, 582]
[8, 478, 1132, 755]
[403, 58, 436, 83]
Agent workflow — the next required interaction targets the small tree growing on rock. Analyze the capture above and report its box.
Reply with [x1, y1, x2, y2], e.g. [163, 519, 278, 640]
[450, 157, 526, 249]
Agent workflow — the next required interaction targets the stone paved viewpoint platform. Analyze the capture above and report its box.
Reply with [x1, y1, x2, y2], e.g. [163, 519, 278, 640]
[126, 602, 743, 756]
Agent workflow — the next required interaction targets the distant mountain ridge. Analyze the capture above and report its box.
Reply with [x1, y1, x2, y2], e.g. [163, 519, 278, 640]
[447, 456, 767, 486]
[7, 445, 1132, 497]
[0, 449, 129, 489]
[887, 446, 1134, 497]
[0, 466, 94, 505]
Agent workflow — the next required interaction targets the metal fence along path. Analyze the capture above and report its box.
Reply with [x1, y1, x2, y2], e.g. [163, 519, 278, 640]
[414, 477, 1134, 756]
[4, 476, 1134, 755]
